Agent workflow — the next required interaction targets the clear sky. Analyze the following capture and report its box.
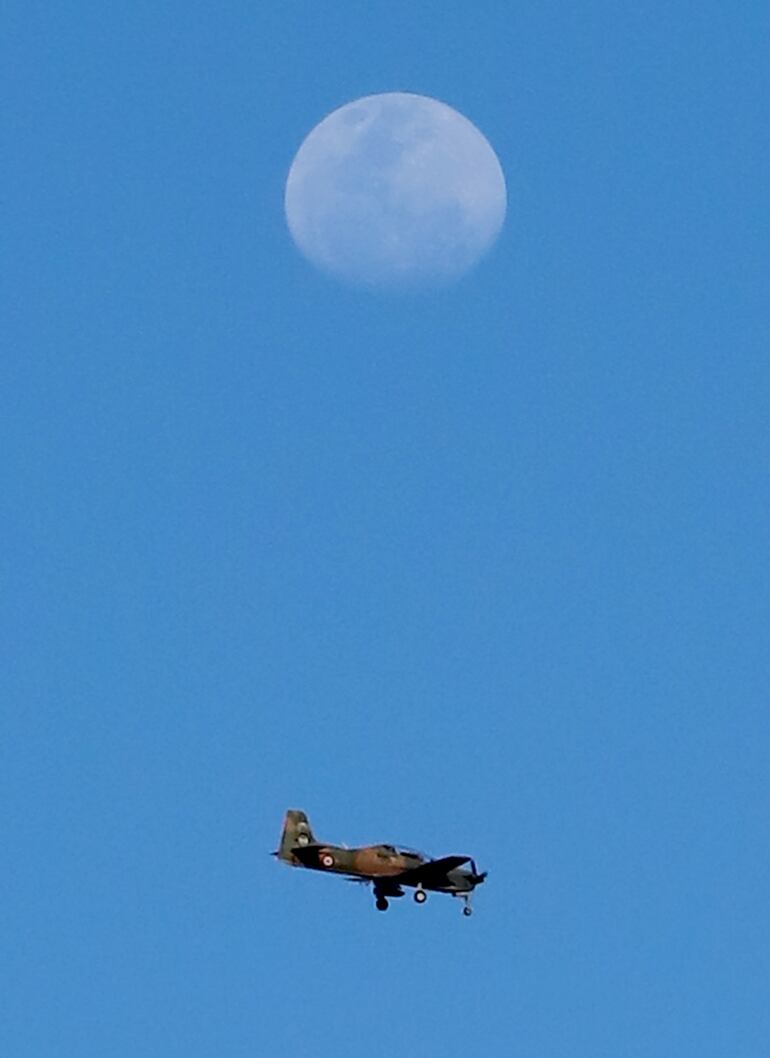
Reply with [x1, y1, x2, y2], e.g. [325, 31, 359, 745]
[3, 3, 768, 1056]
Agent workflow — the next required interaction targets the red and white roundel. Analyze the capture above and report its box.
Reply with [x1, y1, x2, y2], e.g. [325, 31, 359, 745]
[321, 853, 334, 868]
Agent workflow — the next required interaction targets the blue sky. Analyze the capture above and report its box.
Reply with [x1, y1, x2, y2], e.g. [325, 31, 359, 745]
[3, 3, 768, 1056]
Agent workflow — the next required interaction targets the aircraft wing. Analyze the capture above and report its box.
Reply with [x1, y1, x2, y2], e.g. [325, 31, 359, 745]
[394, 856, 471, 886]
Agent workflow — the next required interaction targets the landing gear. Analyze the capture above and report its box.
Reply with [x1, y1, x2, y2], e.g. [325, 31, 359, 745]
[375, 896, 389, 911]
[463, 905, 473, 917]
[414, 888, 427, 904]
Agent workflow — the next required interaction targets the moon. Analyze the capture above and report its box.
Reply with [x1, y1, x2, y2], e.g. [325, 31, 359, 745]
[284, 92, 507, 289]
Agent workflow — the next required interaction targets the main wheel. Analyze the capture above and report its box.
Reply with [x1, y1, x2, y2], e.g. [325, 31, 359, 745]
[414, 889, 427, 904]
[376, 897, 389, 911]
[462, 905, 473, 917]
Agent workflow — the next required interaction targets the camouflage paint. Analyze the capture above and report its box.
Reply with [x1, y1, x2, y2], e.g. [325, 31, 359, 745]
[274, 809, 486, 913]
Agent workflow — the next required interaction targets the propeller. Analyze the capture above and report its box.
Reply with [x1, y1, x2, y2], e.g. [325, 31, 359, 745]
[470, 860, 488, 885]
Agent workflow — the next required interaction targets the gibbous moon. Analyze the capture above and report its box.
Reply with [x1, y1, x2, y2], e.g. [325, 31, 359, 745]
[285, 92, 507, 289]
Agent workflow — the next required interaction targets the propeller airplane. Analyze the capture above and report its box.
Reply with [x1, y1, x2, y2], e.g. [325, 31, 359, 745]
[273, 809, 487, 916]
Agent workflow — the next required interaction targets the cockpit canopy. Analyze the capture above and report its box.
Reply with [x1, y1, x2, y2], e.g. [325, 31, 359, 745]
[379, 844, 428, 861]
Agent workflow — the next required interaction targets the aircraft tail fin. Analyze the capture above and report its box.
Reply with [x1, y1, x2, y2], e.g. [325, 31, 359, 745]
[275, 809, 317, 863]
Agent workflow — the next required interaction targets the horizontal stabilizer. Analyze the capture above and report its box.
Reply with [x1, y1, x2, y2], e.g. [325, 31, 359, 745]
[290, 843, 325, 866]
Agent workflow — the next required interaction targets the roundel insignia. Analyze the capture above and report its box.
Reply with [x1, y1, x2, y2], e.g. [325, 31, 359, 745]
[297, 833, 309, 846]
[321, 853, 334, 868]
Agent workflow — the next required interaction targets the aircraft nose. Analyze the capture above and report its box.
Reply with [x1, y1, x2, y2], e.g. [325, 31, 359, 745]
[467, 859, 487, 885]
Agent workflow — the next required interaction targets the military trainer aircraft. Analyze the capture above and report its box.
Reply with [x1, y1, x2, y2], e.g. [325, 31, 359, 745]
[273, 809, 487, 915]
